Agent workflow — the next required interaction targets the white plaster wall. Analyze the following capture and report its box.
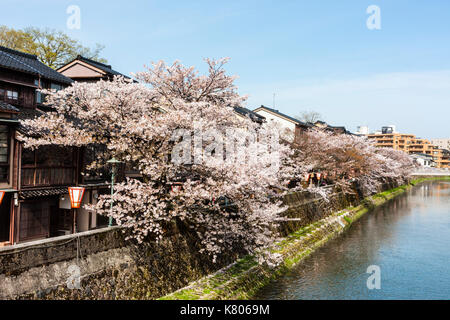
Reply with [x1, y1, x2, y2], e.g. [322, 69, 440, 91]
[253, 109, 296, 133]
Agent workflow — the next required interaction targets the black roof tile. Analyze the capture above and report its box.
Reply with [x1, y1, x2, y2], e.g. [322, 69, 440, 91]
[0, 100, 20, 113]
[0, 46, 73, 85]
[254, 105, 309, 127]
[234, 106, 265, 123]
[67, 55, 129, 79]
[20, 186, 68, 200]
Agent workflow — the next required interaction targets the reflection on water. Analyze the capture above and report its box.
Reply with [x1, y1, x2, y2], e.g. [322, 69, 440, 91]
[255, 181, 450, 300]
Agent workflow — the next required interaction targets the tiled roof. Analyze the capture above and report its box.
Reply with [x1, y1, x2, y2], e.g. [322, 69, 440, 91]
[234, 106, 265, 123]
[70, 55, 129, 78]
[0, 46, 73, 85]
[0, 100, 19, 113]
[20, 186, 68, 200]
[254, 105, 309, 127]
[320, 123, 349, 134]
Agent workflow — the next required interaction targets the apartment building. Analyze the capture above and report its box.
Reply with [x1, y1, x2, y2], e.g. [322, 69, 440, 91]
[366, 132, 416, 152]
[367, 129, 450, 169]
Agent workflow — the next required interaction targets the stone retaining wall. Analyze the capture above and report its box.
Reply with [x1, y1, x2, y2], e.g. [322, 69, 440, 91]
[0, 185, 380, 300]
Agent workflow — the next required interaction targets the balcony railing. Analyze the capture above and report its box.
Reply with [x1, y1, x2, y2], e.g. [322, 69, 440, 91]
[21, 167, 76, 187]
[0, 95, 24, 107]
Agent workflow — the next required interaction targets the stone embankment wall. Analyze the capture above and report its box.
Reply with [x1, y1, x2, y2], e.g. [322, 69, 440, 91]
[0, 183, 390, 300]
[162, 184, 412, 300]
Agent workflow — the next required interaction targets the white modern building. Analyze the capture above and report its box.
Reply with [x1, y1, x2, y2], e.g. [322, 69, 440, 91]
[411, 153, 435, 167]
[253, 105, 309, 141]
[356, 126, 369, 135]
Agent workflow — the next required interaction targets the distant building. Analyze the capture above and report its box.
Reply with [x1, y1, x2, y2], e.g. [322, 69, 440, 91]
[311, 120, 350, 135]
[410, 153, 435, 167]
[253, 105, 310, 142]
[367, 126, 450, 168]
[356, 126, 369, 135]
[381, 125, 397, 134]
[367, 132, 416, 152]
[233, 106, 265, 124]
[430, 138, 450, 151]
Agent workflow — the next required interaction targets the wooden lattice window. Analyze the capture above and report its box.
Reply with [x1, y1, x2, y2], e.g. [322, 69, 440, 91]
[0, 125, 10, 182]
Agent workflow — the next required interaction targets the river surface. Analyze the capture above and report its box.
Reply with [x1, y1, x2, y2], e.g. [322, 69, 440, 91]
[255, 181, 450, 300]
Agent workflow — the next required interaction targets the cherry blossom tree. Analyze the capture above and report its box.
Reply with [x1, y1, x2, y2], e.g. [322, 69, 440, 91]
[21, 59, 295, 263]
[20, 58, 415, 265]
[292, 129, 415, 195]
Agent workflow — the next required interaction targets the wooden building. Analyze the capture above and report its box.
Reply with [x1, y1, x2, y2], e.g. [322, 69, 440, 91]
[0, 46, 114, 246]
[58, 55, 137, 181]
[57, 55, 131, 82]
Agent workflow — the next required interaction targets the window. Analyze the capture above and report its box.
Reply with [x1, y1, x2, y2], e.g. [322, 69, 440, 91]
[0, 125, 10, 182]
[51, 83, 63, 91]
[6, 90, 18, 100]
[19, 199, 53, 241]
[0, 88, 4, 100]
[21, 146, 77, 187]
[36, 91, 43, 104]
[36, 146, 74, 167]
[35, 79, 43, 104]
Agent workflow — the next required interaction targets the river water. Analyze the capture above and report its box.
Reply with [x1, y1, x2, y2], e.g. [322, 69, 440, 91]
[255, 181, 450, 300]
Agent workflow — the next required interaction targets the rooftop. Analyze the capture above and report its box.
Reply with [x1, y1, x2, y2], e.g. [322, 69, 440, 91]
[253, 105, 309, 127]
[0, 100, 20, 113]
[233, 106, 265, 123]
[58, 55, 130, 79]
[0, 46, 73, 85]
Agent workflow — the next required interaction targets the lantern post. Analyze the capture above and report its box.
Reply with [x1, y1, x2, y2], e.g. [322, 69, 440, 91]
[107, 157, 122, 227]
[0, 190, 5, 206]
[68, 187, 85, 234]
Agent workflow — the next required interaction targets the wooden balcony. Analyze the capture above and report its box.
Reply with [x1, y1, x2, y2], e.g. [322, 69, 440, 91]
[0, 95, 24, 107]
[21, 167, 76, 187]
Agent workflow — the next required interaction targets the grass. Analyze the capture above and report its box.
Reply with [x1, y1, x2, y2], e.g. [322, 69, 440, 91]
[410, 176, 450, 186]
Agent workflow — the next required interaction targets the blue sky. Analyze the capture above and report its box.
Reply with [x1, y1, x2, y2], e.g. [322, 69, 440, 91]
[2, 0, 450, 138]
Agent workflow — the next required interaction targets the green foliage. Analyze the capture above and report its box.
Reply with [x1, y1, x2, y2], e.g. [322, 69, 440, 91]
[0, 25, 107, 69]
[343, 216, 352, 224]
[410, 176, 450, 186]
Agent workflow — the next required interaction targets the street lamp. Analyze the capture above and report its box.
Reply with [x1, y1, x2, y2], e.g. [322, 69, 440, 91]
[107, 157, 122, 227]
[68, 187, 85, 233]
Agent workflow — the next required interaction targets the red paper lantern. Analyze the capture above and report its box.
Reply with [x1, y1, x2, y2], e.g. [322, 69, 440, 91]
[170, 183, 182, 194]
[0, 190, 5, 205]
[68, 187, 85, 209]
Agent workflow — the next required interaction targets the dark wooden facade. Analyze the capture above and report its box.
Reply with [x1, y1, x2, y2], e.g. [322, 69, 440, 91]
[0, 48, 131, 246]
[0, 46, 79, 245]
